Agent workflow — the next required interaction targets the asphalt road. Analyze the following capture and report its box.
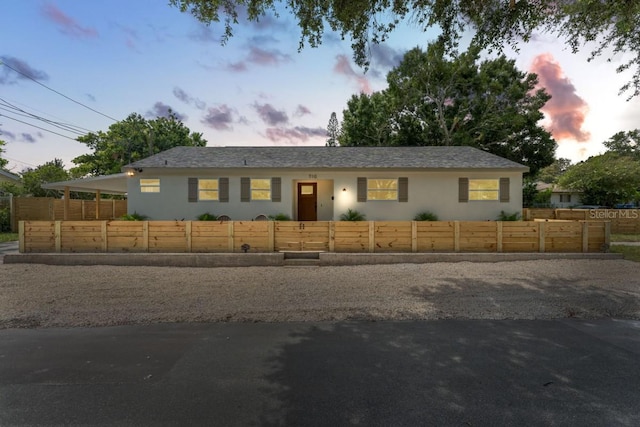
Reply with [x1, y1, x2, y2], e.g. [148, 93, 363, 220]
[2, 319, 640, 426]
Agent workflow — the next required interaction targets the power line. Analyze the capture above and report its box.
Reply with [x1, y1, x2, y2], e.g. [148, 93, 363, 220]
[0, 96, 94, 134]
[0, 113, 79, 141]
[0, 60, 119, 122]
[0, 106, 85, 136]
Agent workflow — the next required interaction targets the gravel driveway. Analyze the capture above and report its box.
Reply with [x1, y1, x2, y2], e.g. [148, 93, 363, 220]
[1, 259, 639, 329]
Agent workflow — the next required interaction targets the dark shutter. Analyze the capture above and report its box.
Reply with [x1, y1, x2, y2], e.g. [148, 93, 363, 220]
[398, 177, 408, 202]
[219, 177, 229, 202]
[188, 178, 198, 202]
[240, 177, 250, 202]
[458, 178, 469, 203]
[357, 177, 367, 202]
[499, 177, 510, 202]
[271, 177, 281, 202]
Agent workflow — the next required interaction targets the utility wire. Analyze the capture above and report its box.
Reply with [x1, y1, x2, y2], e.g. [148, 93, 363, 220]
[0, 60, 119, 122]
[0, 113, 79, 141]
[0, 106, 85, 136]
[0, 97, 94, 134]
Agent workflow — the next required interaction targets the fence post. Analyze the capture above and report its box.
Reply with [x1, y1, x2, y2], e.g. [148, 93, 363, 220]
[454, 221, 460, 252]
[18, 220, 24, 253]
[539, 221, 546, 253]
[368, 221, 375, 253]
[582, 221, 589, 253]
[329, 221, 335, 252]
[411, 221, 417, 253]
[268, 221, 274, 252]
[497, 221, 503, 253]
[228, 221, 234, 252]
[186, 221, 192, 253]
[101, 221, 107, 252]
[55, 220, 61, 252]
[142, 221, 149, 252]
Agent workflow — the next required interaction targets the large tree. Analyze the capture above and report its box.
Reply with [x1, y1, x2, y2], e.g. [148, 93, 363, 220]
[537, 158, 572, 184]
[72, 111, 206, 177]
[170, 0, 640, 98]
[21, 159, 70, 198]
[559, 152, 640, 207]
[325, 112, 340, 147]
[603, 129, 640, 159]
[0, 140, 8, 170]
[339, 43, 556, 175]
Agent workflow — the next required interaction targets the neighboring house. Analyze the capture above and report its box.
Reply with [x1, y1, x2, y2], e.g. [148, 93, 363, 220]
[536, 182, 582, 208]
[0, 169, 21, 192]
[123, 146, 528, 221]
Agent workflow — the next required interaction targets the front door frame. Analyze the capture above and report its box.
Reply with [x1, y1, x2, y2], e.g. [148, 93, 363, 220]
[297, 182, 317, 221]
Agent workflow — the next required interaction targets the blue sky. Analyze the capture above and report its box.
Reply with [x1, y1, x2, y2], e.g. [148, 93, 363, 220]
[1, 0, 639, 173]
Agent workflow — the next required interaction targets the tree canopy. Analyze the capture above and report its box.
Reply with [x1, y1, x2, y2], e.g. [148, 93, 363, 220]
[72, 111, 206, 177]
[338, 43, 556, 175]
[20, 159, 70, 198]
[170, 0, 640, 98]
[0, 140, 8, 170]
[325, 112, 339, 147]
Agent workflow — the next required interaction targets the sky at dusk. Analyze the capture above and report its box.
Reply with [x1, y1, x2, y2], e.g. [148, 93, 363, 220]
[1, 0, 639, 174]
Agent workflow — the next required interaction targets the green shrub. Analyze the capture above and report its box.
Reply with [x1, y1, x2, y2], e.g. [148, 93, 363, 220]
[340, 209, 366, 221]
[414, 211, 438, 221]
[268, 213, 291, 221]
[120, 212, 149, 221]
[497, 210, 521, 221]
[0, 207, 10, 232]
[197, 212, 218, 221]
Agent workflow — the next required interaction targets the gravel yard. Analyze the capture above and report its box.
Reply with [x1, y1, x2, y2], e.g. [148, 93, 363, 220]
[1, 259, 639, 328]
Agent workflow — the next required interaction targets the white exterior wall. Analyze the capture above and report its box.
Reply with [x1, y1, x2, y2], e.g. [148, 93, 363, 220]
[550, 192, 581, 208]
[127, 168, 524, 221]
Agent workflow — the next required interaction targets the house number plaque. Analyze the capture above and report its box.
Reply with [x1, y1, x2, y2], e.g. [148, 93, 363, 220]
[308, 174, 317, 179]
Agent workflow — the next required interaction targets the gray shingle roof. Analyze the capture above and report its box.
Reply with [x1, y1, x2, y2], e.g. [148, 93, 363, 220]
[126, 146, 528, 170]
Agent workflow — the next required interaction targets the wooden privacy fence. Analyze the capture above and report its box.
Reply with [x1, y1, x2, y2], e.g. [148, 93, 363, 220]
[11, 198, 127, 231]
[523, 208, 639, 234]
[20, 220, 610, 254]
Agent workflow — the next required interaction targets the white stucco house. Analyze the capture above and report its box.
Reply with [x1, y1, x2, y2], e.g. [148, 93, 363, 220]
[119, 146, 528, 221]
[536, 182, 582, 208]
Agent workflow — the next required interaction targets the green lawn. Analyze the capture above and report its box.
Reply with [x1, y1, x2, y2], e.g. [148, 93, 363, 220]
[610, 245, 640, 262]
[611, 233, 640, 242]
[0, 233, 18, 243]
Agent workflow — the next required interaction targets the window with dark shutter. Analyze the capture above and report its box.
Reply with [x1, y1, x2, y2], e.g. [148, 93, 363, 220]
[357, 177, 367, 202]
[240, 177, 250, 202]
[188, 178, 197, 202]
[499, 177, 510, 203]
[459, 178, 469, 203]
[219, 177, 229, 202]
[398, 177, 408, 202]
[271, 177, 281, 202]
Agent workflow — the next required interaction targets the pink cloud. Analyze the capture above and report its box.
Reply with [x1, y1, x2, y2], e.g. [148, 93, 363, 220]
[202, 105, 236, 131]
[247, 47, 290, 66]
[265, 127, 326, 144]
[530, 53, 590, 142]
[42, 3, 98, 39]
[334, 55, 371, 94]
[295, 105, 311, 116]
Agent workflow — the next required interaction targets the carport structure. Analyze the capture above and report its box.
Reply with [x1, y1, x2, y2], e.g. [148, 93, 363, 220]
[42, 173, 128, 220]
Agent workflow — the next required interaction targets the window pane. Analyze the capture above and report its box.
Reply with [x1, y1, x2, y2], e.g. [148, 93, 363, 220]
[252, 179, 271, 190]
[140, 179, 160, 193]
[469, 190, 499, 200]
[368, 190, 397, 200]
[300, 185, 314, 195]
[199, 190, 218, 200]
[469, 179, 499, 190]
[252, 190, 271, 200]
[199, 179, 218, 190]
[367, 179, 397, 200]
[251, 179, 271, 200]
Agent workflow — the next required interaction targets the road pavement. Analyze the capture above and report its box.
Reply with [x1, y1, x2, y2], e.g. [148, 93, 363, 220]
[1, 319, 640, 426]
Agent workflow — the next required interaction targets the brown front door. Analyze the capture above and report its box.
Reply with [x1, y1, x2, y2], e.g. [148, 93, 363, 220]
[297, 183, 317, 221]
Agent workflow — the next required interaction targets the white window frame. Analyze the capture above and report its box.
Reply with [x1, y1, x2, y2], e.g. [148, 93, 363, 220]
[367, 178, 398, 201]
[251, 178, 271, 201]
[468, 179, 499, 201]
[140, 178, 160, 193]
[198, 178, 219, 201]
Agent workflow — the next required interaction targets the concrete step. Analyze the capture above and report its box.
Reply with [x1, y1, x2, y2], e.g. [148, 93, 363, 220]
[283, 258, 321, 266]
